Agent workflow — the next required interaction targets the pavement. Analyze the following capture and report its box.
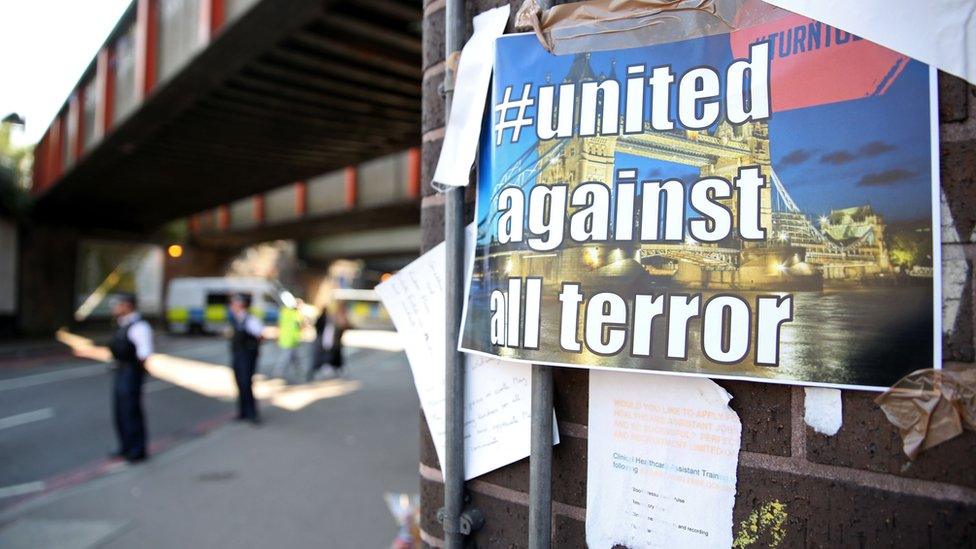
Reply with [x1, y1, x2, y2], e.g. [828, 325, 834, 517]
[0, 332, 420, 548]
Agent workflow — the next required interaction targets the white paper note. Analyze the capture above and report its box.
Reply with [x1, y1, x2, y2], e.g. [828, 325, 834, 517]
[376, 224, 554, 480]
[431, 4, 510, 187]
[766, 0, 976, 85]
[587, 371, 741, 549]
[804, 387, 843, 436]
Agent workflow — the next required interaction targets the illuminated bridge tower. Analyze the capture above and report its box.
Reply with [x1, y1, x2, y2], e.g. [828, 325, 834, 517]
[698, 120, 774, 244]
[537, 53, 617, 194]
[534, 53, 623, 282]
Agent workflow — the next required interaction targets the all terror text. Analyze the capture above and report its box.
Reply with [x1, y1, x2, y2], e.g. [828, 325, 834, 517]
[488, 164, 794, 367]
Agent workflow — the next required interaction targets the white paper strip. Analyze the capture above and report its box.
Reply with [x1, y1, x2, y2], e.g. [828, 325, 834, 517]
[431, 4, 510, 188]
[803, 387, 843, 436]
[587, 370, 741, 548]
[376, 223, 555, 480]
[766, 0, 976, 85]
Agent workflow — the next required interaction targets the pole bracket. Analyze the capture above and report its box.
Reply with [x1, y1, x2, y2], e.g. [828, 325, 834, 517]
[437, 505, 486, 536]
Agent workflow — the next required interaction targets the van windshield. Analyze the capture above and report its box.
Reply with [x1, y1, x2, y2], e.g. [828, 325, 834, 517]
[206, 293, 230, 305]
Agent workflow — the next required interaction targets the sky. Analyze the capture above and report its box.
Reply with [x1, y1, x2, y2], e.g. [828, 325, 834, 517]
[478, 31, 934, 241]
[0, 0, 132, 146]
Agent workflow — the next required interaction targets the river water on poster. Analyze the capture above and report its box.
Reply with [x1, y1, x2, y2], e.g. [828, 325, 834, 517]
[462, 284, 932, 389]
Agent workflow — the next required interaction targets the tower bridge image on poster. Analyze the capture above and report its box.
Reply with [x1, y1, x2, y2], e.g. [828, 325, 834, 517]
[461, 27, 939, 390]
[476, 55, 894, 292]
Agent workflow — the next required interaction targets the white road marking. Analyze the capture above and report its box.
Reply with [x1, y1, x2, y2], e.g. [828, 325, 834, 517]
[0, 365, 106, 392]
[0, 481, 45, 499]
[0, 408, 55, 431]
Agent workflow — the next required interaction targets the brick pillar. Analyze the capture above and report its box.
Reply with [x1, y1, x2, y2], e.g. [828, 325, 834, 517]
[18, 225, 79, 335]
[418, 2, 976, 547]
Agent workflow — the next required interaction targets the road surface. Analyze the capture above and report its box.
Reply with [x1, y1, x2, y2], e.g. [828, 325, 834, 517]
[0, 334, 420, 548]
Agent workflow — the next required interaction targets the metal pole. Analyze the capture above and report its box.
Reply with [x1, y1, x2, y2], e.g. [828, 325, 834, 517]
[443, 0, 466, 546]
[529, 364, 554, 548]
[527, 2, 554, 545]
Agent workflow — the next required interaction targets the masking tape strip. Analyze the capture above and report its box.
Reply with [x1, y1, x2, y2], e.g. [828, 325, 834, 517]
[431, 4, 511, 190]
[515, 0, 789, 55]
[804, 387, 843, 436]
[875, 367, 976, 460]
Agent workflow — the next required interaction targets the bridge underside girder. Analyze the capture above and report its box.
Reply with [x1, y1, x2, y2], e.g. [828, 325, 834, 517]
[33, 0, 421, 232]
[191, 202, 420, 249]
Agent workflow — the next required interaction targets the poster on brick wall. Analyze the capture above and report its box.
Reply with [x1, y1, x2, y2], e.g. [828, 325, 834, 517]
[459, 8, 941, 390]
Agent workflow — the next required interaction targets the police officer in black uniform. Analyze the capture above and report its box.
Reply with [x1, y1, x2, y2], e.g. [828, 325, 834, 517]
[229, 293, 262, 423]
[109, 293, 152, 463]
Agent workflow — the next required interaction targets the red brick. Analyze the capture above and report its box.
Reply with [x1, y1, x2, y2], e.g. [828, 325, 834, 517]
[477, 456, 529, 494]
[468, 0, 520, 33]
[553, 514, 587, 548]
[422, 75, 444, 134]
[472, 434, 586, 509]
[465, 491, 530, 547]
[939, 71, 971, 123]
[552, 367, 588, 425]
[420, 476, 445, 540]
[553, 435, 588, 508]
[717, 380, 792, 456]
[941, 140, 976, 244]
[942, 255, 974, 362]
[806, 389, 976, 488]
[421, 201, 444, 251]
[421, 138, 443, 198]
[420, 411, 440, 470]
[734, 465, 976, 547]
[422, 8, 445, 71]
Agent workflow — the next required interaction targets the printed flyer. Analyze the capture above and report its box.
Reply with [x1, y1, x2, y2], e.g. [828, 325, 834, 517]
[586, 370, 741, 548]
[460, 10, 940, 389]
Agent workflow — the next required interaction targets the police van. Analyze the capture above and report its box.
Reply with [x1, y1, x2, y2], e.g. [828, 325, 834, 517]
[165, 277, 283, 334]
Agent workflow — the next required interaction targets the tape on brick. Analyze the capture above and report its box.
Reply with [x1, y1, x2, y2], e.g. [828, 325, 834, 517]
[431, 4, 510, 189]
[804, 387, 843, 436]
[876, 367, 976, 459]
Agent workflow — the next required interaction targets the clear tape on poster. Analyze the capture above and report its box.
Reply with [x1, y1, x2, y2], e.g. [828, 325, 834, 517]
[515, 0, 790, 55]
[431, 4, 511, 190]
[875, 367, 976, 460]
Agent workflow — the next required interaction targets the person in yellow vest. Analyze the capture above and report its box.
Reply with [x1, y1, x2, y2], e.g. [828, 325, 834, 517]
[273, 292, 303, 380]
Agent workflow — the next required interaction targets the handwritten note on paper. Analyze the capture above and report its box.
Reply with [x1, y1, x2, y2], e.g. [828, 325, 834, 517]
[376, 224, 554, 480]
[586, 371, 741, 549]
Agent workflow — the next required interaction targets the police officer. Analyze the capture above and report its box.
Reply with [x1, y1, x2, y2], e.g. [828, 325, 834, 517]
[109, 293, 153, 463]
[229, 293, 263, 424]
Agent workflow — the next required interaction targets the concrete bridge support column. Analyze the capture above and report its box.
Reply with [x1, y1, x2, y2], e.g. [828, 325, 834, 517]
[18, 225, 80, 335]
